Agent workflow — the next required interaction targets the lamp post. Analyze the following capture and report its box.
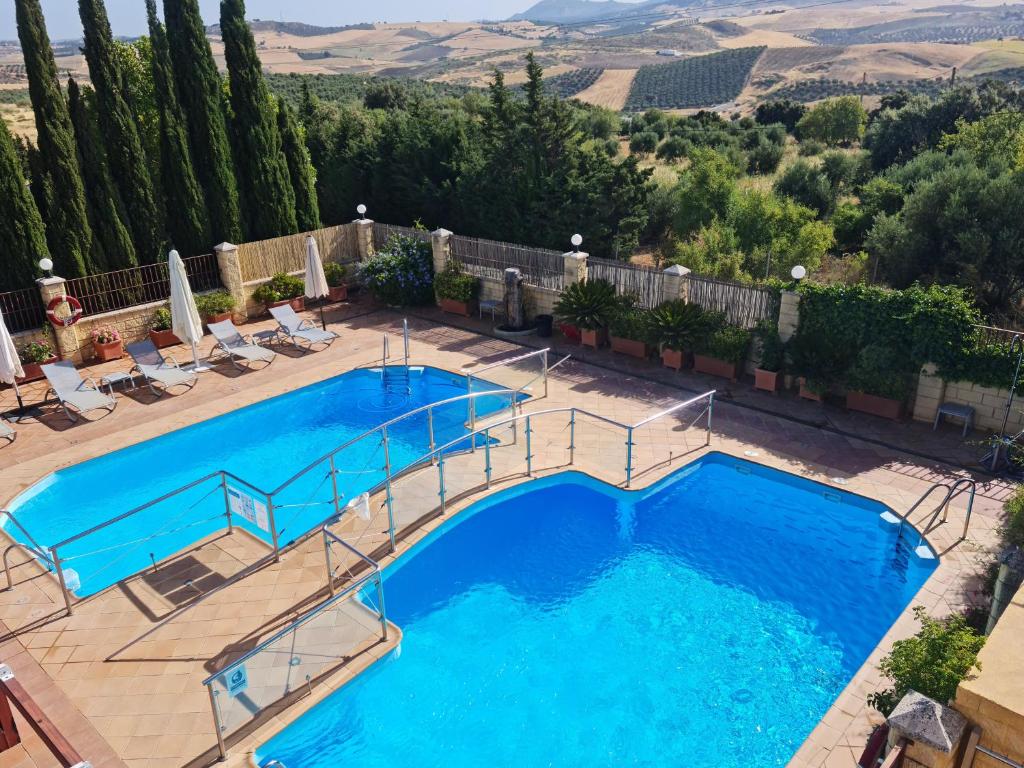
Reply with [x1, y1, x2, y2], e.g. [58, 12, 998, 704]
[39, 257, 53, 277]
[791, 265, 806, 282]
[357, 203, 367, 219]
[571, 233, 583, 253]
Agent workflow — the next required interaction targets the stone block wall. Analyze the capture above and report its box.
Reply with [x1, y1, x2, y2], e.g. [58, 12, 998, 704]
[913, 364, 1024, 433]
[65, 302, 168, 363]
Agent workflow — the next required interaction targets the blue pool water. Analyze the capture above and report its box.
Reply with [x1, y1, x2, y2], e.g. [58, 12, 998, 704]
[5, 367, 511, 596]
[258, 453, 936, 768]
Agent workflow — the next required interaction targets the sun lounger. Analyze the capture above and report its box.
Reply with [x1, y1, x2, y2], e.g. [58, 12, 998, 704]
[127, 340, 198, 396]
[208, 320, 277, 371]
[0, 417, 14, 444]
[41, 360, 117, 422]
[269, 304, 338, 352]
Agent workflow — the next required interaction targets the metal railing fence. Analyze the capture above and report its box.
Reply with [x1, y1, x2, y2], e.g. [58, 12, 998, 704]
[0, 287, 46, 335]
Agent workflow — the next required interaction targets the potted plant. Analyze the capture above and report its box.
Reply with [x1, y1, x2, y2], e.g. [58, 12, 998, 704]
[149, 307, 181, 349]
[694, 324, 751, 381]
[90, 326, 123, 362]
[844, 344, 912, 420]
[646, 300, 713, 370]
[17, 337, 58, 383]
[196, 291, 237, 325]
[609, 300, 651, 360]
[554, 279, 617, 349]
[787, 331, 851, 402]
[434, 260, 480, 317]
[253, 273, 306, 312]
[323, 262, 349, 302]
[753, 322, 784, 393]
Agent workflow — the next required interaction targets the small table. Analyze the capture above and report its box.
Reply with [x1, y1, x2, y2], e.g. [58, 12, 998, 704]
[99, 371, 136, 394]
[933, 402, 975, 437]
[479, 299, 503, 321]
[252, 330, 279, 346]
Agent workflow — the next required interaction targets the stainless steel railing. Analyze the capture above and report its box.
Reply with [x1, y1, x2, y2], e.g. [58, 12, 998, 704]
[895, 477, 977, 541]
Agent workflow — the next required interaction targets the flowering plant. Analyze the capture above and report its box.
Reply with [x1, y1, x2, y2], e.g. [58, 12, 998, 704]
[91, 326, 121, 345]
[19, 339, 54, 364]
[358, 234, 434, 307]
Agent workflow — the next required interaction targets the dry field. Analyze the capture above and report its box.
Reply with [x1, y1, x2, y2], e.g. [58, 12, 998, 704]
[574, 68, 638, 110]
[1, 103, 35, 141]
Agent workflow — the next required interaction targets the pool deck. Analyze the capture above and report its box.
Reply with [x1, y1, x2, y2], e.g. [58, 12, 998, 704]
[0, 299, 1013, 768]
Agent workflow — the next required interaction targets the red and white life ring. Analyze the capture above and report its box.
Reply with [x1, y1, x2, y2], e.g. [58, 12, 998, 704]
[46, 295, 83, 328]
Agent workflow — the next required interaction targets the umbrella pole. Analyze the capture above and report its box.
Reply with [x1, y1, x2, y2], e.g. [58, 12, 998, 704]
[319, 299, 327, 331]
[188, 340, 213, 373]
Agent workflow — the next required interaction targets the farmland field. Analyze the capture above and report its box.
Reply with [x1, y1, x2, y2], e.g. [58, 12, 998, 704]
[541, 68, 604, 98]
[625, 46, 766, 111]
[574, 69, 638, 110]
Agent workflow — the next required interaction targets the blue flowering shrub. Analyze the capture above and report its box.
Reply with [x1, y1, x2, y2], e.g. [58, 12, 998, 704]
[358, 234, 434, 306]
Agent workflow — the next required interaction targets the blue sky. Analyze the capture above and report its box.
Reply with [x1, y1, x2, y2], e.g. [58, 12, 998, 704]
[0, 1, 539, 41]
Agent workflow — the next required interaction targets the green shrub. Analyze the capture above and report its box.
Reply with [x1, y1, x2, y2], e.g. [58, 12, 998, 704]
[196, 290, 237, 317]
[1002, 486, 1024, 550]
[787, 330, 854, 394]
[252, 274, 304, 305]
[554, 279, 617, 330]
[323, 262, 347, 288]
[798, 139, 825, 156]
[152, 307, 173, 331]
[845, 344, 916, 400]
[434, 260, 479, 303]
[754, 321, 784, 372]
[867, 606, 985, 717]
[646, 300, 716, 352]
[609, 302, 651, 342]
[357, 234, 434, 307]
[697, 324, 751, 364]
[19, 339, 54, 364]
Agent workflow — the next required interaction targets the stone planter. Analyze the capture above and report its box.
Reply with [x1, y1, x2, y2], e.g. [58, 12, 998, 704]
[17, 356, 58, 384]
[754, 368, 780, 393]
[559, 323, 581, 344]
[581, 328, 607, 349]
[661, 348, 687, 371]
[149, 329, 181, 349]
[328, 284, 348, 303]
[847, 390, 904, 420]
[440, 297, 475, 317]
[693, 354, 739, 382]
[93, 339, 123, 363]
[798, 377, 824, 403]
[610, 335, 648, 359]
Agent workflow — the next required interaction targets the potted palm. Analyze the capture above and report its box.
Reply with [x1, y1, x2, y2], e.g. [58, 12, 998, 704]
[17, 338, 58, 383]
[647, 300, 713, 370]
[252, 274, 305, 313]
[324, 262, 349, 302]
[196, 291, 237, 326]
[434, 260, 480, 317]
[694, 323, 750, 381]
[149, 307, 181, 349]
[844, 345, 912, 420]
[753, 322, 784, 393]
[91, 326, 123, 362]
[609, 298, 651, 359]
[554, 279, 617, 349]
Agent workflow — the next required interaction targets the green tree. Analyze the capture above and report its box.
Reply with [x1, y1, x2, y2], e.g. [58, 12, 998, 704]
[796, 96, 867, 146]
[0, 119, 48, 291]
[278, 101, 322, 231]
[15, 0, 92, 278]
[939, 112, 1024, 170]
[673, 147, 739, 237]
[629, 130, 659, 156]
[220, 0, 297, 239]
[728, 188, 834, 278]
[67, 78, 136, 271]
[755, 98, 806, 132]
[773, 159, 836, 216]
[146, 0, 209, 256]
[164, 0, 242, 243]
[78, 0, 164, 262]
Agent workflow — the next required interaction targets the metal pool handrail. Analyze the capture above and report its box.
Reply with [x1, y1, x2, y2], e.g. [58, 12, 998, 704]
[895, 478, 977, 541]
[464, 348, 553, 429]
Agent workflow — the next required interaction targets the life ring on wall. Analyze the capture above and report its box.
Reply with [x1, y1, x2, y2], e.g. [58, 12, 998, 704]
[46, 295, 83, 328]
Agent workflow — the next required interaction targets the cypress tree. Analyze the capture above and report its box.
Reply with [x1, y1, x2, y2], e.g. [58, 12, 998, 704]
[67, 78, 137, 272]
[15, 0, 92, 278]
[220, 0, 297, 239]
[0, 120, 49, 292]
[146, 0, 210, 256]
[277, 101, 321, 232]
[78, 0, 164, 263]
[163, 0, 242, 244]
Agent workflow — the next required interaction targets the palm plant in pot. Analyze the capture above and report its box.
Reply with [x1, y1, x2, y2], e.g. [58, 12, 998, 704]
[149, 307, 181, 349]
[786, 331, 851, 402]
[694, 321, 751, 381]
[195, 291, 237, 326]
[844, 344, 913, 420]
[647, 300, 714, 370]
[323, 262, 349, 302]
[554, 279, 617, 348]
[434, 260, 480, 317]
[252, 273, 305, 313]
[609, 296, 651, 359]
[753, 321, 784, 393]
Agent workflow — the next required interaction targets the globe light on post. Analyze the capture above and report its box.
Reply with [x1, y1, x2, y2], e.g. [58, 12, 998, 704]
[791, 265, 807, 281]
[38, 257, 53, 277]
[356, 204, 367, 219]
[570, 233, 583, 253]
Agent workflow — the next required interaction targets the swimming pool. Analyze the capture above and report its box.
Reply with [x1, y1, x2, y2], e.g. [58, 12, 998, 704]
[4, 367, 512, 596]
[257, 453, 936, 768]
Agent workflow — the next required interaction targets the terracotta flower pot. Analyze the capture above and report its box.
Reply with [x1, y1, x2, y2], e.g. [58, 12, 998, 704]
[328, 285, 348, 302]
[580, 328, 608, 349]
[693, 354, 739, 382]
[205, 311, 233, 327]
[754, 368, 780, 393]
[17, 355, 58, 383]
[661, 348, 685, 371]
[610, 335, 648, 359]
[93, 339, 123, 362]
[149, 329, 181, 349]
[846, 390, 904, 420]
[289, 296, 305, 312]
[559, 323, 582, 344]
[440, 297, 475, 317]
[798, 377, 824, 402]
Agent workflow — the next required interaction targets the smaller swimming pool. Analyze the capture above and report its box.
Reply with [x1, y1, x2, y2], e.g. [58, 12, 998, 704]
[5, 367, 512, 596]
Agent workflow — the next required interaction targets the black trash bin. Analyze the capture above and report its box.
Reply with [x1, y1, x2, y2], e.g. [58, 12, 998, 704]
[536, 314, 553, 338]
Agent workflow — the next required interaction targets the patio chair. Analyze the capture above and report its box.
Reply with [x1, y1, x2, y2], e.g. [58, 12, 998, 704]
[269, 304, 338, 352]
[0, 416, 14, 444]
[41, 360, 118, 422]
[208, 320, 277, 371]
[127, 340, 198, 397]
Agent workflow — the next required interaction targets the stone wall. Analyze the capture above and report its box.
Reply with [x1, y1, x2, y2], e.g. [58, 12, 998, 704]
[913, 363, 1024, 434]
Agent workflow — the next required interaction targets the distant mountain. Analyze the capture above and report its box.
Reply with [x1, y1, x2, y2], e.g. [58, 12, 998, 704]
[509, 0, 640, 23]
[204, 20, 375, 37]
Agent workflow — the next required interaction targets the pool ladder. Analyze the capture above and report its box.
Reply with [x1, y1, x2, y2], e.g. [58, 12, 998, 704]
[380, 319, 411, 394]
[894, 478, 977, 542]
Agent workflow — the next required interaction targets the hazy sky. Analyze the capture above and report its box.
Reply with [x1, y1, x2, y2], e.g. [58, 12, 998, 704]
[0, 1, 542, 41]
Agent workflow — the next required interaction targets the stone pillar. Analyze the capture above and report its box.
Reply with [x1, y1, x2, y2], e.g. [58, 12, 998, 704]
[913, 362, 947, 425]
[431, 228, 452, 276]
[214, 242, 246, 321]
[36, 276, 80, 361]
[887, 691, 969, 768]
[562, 251, 588, 287]
[986, 548, 1024, 634]
[662, 264, 691, 303]
[354, 218, 374, 260]
[777, 289, 801, 343]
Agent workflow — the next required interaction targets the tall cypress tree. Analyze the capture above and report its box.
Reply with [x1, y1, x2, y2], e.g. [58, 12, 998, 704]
[146, 0, 210, 256]
[15, 0, 92, 278]
[163, 0, 242, 244]
[0, 120, 49, 292]
[278, 101, 321, 232]
[67, 78, 137, 272]
[221, 0, 297, 239]
[78, 0, 164, 263]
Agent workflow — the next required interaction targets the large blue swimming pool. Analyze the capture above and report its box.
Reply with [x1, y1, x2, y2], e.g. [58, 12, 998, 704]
[5, 367, 510, 596]
[257, 453, 936, 768]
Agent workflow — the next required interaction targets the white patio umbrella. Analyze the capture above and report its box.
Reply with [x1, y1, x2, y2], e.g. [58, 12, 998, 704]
[168, 249, 210, 372]
[0, 307, 26, 419]
[304, 235, 330, 330]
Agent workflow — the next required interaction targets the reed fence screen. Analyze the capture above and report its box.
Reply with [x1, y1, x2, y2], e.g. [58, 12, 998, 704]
[449, 236, 564, 291]
[238, 223, 360, 283]
[0, 287, 47, 335]
[372, 223, 431, 250]
[587, 258, 666, 308]
[684, 275, 780, 329]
